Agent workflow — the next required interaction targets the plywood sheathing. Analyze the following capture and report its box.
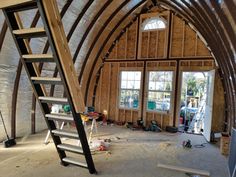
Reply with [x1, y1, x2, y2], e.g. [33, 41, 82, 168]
[91, 11, 219, 127]
[107, 13, 211, 62]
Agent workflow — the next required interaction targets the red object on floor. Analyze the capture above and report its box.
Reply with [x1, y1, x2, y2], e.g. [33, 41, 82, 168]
[179, 117, 183, 124]
[98, 145, 106, 151]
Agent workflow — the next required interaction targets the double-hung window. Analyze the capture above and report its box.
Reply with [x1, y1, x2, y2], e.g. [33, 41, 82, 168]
[119, 71, 141, 109]
[147, 71, 173, 113]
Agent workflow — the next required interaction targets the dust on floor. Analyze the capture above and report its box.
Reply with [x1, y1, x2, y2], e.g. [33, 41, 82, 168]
[0, 125, 228, 177]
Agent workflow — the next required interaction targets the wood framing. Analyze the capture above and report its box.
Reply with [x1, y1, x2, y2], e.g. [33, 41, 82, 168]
[0, 0, 32, 9]
[90, 9, 225, 130]
[41, 0, 85, 112]
[157, 163, 210, 176]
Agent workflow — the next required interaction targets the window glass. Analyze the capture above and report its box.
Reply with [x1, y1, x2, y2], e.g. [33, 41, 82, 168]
[142, 17, 167, 31]
[119, 71, 141, 109]
[147, 71, 173, 112]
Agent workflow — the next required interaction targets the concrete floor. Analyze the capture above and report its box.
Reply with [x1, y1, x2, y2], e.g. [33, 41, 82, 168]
[0, 125, 229, 177]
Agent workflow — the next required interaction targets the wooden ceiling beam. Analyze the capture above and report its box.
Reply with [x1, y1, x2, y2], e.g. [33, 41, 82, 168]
[48, 0, 94, 97]
[78, 0, 130, 82]
[0, 20, 8, 51]
[72, 0, 113, 63]
[164, 0, 235, 129]
[84, 0, 148, 104]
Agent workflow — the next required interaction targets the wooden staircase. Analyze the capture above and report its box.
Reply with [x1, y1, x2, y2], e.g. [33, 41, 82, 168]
[0, 0, 96, 174]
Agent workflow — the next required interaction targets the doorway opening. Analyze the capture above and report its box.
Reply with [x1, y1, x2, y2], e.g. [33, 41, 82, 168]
[178, 71, 213, 135]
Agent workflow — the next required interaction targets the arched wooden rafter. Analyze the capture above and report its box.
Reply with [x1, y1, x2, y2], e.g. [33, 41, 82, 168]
[0, 20, 7, 51]
[0, 0, 235, 138]
[87, 0, 236, 129]
[77, 0, 131, 82]
[72, 0, 113, 64]
[83, 0, 148, 101]
[90, 5, 154, 107]
[170, 0, 236, 129]
[162, 0, 234, 128]
[9, 0, 73, 138]
[48, 0, 94, 96]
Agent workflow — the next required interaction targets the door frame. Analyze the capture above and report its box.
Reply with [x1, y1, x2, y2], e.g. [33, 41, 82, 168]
[176, 70, 215, 134]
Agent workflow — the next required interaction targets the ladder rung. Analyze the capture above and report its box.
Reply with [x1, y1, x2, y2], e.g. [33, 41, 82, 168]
[13, 27, 46, 38]
[38, 96, 68, 104]
[1, 1, 37, 12]
[57, 143, 83, 154]
[31, 77, 62, 85]
[22, 54, 54, 63]
[45, 113, 73, 122]
[62, 157, 88, 169]
[51, 129, 79, 139]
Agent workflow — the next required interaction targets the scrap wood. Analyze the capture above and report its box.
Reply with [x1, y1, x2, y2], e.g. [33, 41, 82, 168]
[157, 163, 210, 177]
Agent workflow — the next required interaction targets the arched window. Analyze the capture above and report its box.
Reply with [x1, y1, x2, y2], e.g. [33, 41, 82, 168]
[141, 17, 167, 31]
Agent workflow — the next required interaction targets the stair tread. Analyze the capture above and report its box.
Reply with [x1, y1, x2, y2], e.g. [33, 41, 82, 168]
[22, 54, 54, 63]
[0, 0, 34, 9]
[51, 129, 79, 139]
[57, 143, 83, 154]
[22, 54, 53, 59]
[62, 157, 88, 168]
[13, 27, 46, 37]
[31, 77, 61, 84]
[45, 113, 73, 121]
[38, 96, 68, 103]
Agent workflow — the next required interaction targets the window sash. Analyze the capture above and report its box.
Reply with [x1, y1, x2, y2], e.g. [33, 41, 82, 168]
[147, 71, 173, 113]
[119, 71, 141, 109]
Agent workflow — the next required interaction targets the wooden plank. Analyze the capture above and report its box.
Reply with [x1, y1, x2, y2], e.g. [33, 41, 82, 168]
[125, 28, 128, 59]
[117, 32, 126, 59]
[181, 21, 185, 57]
[0, 0, 32, 9]
[23, 54, 53, 59]
[38, 96, 68, 103]
[0, 20, 8, 52]
[23, 54, 54, 62]
[98, 68, 103, 111]
[31, 76, 61, 81]
[155, 30, 159, 58]
[157, 163, 210, 176]
[31, 77, 61, 84]
[42, 0, 85, 112]
[115, 63, 120, 122]
[183, 25, 196, 57]
[13, 27, 46, 38]
[14, 13, 48, 97]
[147, 31, 150, 58]
[126, 21, 137, 59]
[107, 63, 112, 116]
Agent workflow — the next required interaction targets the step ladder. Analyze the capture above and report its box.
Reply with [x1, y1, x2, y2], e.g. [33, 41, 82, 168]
[1, 0, 96, 174]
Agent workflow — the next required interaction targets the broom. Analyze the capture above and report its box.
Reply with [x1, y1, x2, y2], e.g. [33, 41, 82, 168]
[0, 110, 16, 147]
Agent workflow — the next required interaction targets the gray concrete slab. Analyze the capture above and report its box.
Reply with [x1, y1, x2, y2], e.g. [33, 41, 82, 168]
[0, 125, 228, 177]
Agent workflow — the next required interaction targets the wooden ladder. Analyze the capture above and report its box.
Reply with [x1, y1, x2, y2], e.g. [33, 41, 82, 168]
[1, 0, 96, 174]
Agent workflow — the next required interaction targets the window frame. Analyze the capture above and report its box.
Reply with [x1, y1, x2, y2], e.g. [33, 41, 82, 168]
[141, 16, 167, 32]
[118, 70, 142, 110]
[146, 70, 174, 114]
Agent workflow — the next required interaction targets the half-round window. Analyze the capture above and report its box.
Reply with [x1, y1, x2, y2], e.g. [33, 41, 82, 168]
[141, 17, 167, 31]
